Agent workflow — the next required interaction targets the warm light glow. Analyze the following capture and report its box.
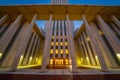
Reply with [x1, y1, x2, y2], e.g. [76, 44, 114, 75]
[117, 53, 120, 60]
[65, 42, 68, 46]
[51, 42, 54, 46]
[60, 49, 63, 54]
[66, 49, 69, 54]
[56, 42, 58, 46]
[60, 42, 63, 46]
[50, 49, 53, 54]
[81, 58, 83, 63]
[86, 57, 90, 65]
[50, 59, 53, 65]
[99, 30, 103, 35]
[30, 56, 32, 60]
[56, 49, 58, 54]
[18, 55, 24, 65]
[36, 57, 38, 62]
[0, 53, 2, 58]
[86, 37, 90, 41]
[65, 59, 69, 65]
[95, 55, 100, 65]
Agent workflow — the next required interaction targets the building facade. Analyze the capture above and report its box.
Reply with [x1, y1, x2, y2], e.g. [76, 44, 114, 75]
[0, 0, 120, 72]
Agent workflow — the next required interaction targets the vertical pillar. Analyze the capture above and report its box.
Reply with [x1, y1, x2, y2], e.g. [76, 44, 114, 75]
[41, 14, 53, 72]
[111, 15, 120, 28]
[1, 22, 29, 68]
[9, 14, 37, 71]
[0, 14, 8, 26]
[97, 15, 120, 54]
[0, 14, 22, 54]
[58, 20, 61, 58]
[83, 32, 96, 65]
[62, 21, 66, 58]
[82, 14, 108, 71]
[78, 38, 87, 64]
[90, 22, 117, 67]
[22, 32, 36, 65]
[66, 14, 77, 72]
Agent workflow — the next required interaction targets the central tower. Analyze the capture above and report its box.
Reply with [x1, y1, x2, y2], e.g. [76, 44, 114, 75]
[51, 0, 68, 4]
[41, 0, 77, 72]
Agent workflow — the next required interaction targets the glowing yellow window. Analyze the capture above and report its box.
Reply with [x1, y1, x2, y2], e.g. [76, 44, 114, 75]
[50, 49, 53, 54]
[60, 42, 63, 46]
[65, 59, 69, 65]
[65, 42, 68, 46]
[60, 49, 63, 54]
[56, 49, 58, 54]
[51, 42, 54, 46]
[50, 59, 53, 65]
[56, 42, 58, 46]
[66, 49, 69, 54]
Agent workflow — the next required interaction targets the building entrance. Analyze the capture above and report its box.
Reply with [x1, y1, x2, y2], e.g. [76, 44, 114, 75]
[49, 58, 71, 65]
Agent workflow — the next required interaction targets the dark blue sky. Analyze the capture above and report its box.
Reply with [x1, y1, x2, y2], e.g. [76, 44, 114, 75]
[0, 0, 120, 5]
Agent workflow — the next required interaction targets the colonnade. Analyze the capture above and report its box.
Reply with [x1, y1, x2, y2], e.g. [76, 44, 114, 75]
[0, 14, 45, 71]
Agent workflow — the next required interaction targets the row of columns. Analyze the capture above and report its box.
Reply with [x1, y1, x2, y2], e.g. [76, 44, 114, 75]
[0, 14, 44, 71]
[75, 14, 120, 71]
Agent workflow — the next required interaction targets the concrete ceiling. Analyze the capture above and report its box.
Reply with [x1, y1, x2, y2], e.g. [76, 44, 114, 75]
[0, 5, 120, 22]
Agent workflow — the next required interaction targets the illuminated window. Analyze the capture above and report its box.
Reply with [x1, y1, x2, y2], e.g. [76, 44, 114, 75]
[60, 49, 63, 54]
[56, 42, 58, 46]
[60, 42, 63, 46]
[66, 49, 68, 54]
[65, 42, 68, 46]
[56, 49, 58, 54]
[65, 59, 69, 65]
[50, 49, 53, 54]
[50, 59, 53, 65]
[51, 42, 54, 46]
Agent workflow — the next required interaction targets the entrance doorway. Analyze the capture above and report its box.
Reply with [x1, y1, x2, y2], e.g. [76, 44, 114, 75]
[49, 58, 71, 69]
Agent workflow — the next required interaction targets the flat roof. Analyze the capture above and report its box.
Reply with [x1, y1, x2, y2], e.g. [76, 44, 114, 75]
[0, 5, 120, 21]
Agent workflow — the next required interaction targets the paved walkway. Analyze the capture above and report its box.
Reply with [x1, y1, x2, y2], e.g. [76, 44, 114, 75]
[0, 69, 120, 75]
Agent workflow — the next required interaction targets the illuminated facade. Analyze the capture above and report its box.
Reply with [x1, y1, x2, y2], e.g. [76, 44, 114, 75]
[0, 0, 120, 73]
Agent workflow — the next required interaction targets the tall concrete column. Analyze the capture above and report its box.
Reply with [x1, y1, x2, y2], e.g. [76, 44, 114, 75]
[82, 14, 108, 71]
[0, 14, 8, 26]
[0, 14, 22, 54]
[41, 14, 53, 72]
[22, 32, 36, 65]
[9, 14, 37, 71]
[29, 34, 38, 65]
[111, 15, 120, 28]
[62, 21, 66, 58]
[90, 22, 117, 67]
[78, 38, 87, 64]
[97, 15, 120, 54]
[66, 14, 77, 72]
[83, 32, 96, 65]
[81, 34, 90, 65]
[1, 22, 29, 68]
